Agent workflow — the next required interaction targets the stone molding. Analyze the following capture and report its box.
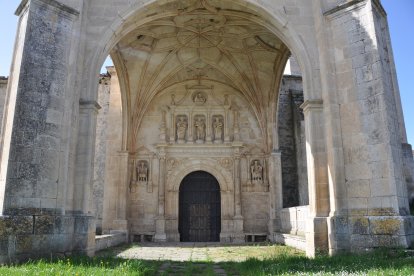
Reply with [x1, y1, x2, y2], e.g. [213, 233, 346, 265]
[16, 0, 80, 17]
[79, 100, 102, 111]
[323, 0, 367, 17]
[300, 99, 323, 113]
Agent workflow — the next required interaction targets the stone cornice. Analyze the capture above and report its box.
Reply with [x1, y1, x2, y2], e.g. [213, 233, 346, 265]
[16, 0, 80, 17]
[323, 0, 366, 18]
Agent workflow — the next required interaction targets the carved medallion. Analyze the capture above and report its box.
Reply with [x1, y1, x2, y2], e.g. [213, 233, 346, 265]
[192, 91, 207, 105]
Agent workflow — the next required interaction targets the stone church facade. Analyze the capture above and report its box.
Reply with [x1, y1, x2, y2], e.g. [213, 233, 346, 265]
[1, 0, 414, 262]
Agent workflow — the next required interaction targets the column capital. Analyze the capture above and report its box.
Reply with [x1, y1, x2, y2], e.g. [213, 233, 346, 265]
[300, 99, 323, 113]
[79, 100, 101, 111]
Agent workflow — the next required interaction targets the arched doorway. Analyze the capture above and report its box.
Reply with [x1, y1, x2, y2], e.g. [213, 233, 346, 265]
[179, 171, 221, 242]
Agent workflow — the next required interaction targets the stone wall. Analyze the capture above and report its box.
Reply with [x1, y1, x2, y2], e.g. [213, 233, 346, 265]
[278, 76, 308, 208]
[92, 75, 111, 234]
[280, 206, 308, 236]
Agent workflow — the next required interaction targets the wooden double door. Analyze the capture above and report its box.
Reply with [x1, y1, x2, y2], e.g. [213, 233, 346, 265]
[179, 171, 221, 242]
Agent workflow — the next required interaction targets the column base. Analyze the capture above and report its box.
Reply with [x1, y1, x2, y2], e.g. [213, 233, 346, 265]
[233, 216, 244, 232]
[0, 213, 96, 264]
[306, 216, 329, 257]
[154, 217, 167, 242]
[327, 213, 414, 255]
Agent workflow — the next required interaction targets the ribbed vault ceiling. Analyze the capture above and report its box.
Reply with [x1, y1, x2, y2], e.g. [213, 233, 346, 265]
[113, 0, 290, 147]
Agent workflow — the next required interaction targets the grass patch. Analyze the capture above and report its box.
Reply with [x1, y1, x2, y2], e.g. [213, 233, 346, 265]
[1, 245, 413, 275]
[221, 248, 414, 275]
[0, 255, 156, 276]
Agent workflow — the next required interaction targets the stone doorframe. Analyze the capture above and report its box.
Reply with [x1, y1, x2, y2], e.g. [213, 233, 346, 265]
[158, 148, 244, 242]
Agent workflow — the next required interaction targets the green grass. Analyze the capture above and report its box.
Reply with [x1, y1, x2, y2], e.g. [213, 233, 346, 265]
[221, 249, 414, 275]
[0, 256, 156, 276]
[0, 246, 413, 275]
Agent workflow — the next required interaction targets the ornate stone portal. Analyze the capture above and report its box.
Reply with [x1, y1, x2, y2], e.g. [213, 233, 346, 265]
[129, 83, 270, 242]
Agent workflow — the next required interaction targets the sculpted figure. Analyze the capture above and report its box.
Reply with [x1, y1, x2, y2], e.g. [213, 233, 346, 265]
[137, 161, 148, 182]
[194, 92, 206, 104]
[251, 160, 263, 183]
[194, 117, 205, 141]
[176, 116, 188, 142]
[213, 117, 223, 142]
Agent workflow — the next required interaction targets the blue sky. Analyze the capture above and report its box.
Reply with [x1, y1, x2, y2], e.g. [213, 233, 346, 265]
[0, 1, 412, 145]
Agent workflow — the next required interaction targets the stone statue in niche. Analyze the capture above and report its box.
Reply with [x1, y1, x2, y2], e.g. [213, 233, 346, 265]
[251, 160, 263, 184]
[213, 116, 223, 143]
[193, 91, 207, 105]
[176, 116, 188, 143]
[137, 161, 148, 182]
[194, 116, 206, 143]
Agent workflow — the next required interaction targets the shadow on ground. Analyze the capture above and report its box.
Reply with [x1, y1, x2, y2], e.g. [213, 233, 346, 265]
[1, 244, 414, 275]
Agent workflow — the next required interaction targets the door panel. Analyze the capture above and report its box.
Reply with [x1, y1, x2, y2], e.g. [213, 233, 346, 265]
[179, 171, 221, 242]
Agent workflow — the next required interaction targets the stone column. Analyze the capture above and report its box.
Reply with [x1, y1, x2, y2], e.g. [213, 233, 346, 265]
[75, 100, 101, 214]
[233, 110, 240, 142]
[224, 108, 231, 142]
[301, 100, 330, 257]
[206, 110, 212, 143]
[159, 109, 167, 142]
[112, 151, 129, 233]
[268, 151, 283, 235]
[169, 108, 175, 143]
[233, 146, 244, 241]
[321, 0, 414, 254]
[155, 148, 167, 241]
[0, 0, 98, 262]
[187, 112, 193, 143]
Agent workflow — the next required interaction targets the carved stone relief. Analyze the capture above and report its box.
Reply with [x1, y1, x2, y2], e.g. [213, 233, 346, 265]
[194, 115, 206, 143]
[193, 91, 207, 105]
[130, 147, 155, 193]
[218, 158, 233, 171]
[137, 161, 149, 182]
[212, 115, 224, 143]
[176, 115, 188, 143]
[250, 159, 263, 184]
[161, 88, 240, 145]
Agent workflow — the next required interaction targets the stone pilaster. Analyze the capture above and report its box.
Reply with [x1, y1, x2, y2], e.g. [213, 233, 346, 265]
[112, 151, 129, 233]
[268, 151, 283, 234]
[0, 0, 97, 263]
[323, 0, 414, 253]
[301, 100, 330, 257]
[155, 148, 167, 241]
[74, 100, 101, 214]
[233, 146, 244, 241]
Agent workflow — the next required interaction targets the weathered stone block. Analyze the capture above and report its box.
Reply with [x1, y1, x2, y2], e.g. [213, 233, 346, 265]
[15, 235, 33, 254]
[369, 217, 404, 235]
[34, 215, 55, 234]
[331, 216, 349, 235]
[350, 217, 369, 235]
[74, 216, 94, 234]
[55, 216, 75, 234]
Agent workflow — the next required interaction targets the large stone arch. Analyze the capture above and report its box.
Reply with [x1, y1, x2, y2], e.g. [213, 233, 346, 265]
[83, 0, 318, 104]
[1, 0, 413, 263]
